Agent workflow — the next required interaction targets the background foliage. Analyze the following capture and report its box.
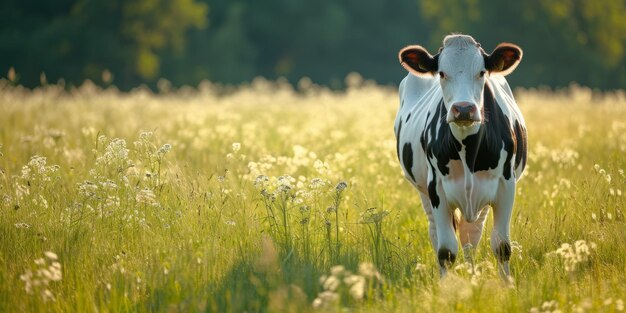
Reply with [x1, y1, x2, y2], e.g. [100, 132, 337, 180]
[1, 0, 625, 90]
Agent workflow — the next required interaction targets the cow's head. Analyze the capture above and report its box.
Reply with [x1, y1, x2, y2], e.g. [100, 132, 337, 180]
[399, 34, 522, 132]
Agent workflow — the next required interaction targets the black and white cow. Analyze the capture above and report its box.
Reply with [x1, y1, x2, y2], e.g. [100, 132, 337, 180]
[394, 34, 527, 278]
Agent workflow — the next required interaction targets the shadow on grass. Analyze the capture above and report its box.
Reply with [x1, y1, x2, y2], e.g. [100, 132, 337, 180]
[206, 237, 360, 313]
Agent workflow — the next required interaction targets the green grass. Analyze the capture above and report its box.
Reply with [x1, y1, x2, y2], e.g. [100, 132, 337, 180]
[0, 78, 624, 312]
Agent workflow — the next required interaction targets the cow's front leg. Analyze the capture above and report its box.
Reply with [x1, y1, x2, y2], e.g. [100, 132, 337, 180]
[491, 179, 515, 280]
[432, 188, 457, 276]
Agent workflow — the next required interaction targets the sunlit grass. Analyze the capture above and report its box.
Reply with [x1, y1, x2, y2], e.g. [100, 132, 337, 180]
[0, 77, 624, 312]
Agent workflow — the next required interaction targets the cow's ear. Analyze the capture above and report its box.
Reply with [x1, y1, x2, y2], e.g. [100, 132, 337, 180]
[399, 45, 438, 77]
[484, 43, 522, 76]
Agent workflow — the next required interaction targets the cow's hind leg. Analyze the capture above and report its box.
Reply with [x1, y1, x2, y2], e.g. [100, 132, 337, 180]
[458, 206, 489, 264]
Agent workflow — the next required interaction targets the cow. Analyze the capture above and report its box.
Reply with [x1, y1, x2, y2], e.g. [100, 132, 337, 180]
[394, 34, 527, 279]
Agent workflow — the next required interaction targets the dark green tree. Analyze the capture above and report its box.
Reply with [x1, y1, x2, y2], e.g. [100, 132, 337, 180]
[0, 0, 207, 88]
[1, 0, 624, 90]
[419, 0, 626, 89]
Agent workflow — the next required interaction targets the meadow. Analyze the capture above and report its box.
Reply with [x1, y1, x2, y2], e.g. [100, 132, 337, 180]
[0, 75, 624, 312]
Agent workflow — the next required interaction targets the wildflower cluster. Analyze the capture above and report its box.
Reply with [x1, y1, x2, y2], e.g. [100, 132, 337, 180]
[20, 155, 60, 183]
[608, 121, 626, 152]
[19, 252, 62, 302]
[548, 240, 596, 273]
[593, 164, 613, 184]
[453, 261, 496, 286]
[601, 298, 625, 312]
[76, 179, 122, 219]
[71, 132, 173, 228]
[312, 263, 384, 309]
[254, 170, 349, 263]
[528, 143, 579, 169]
[135, 188, 158, 207]
[226, 142, 246, 161]
[359, 207, 391, 271]
[11, 155, 59, 210]
[133, 131, 173, 188]
[587, 164, 624, 222]
[532, 298, 625, 313]
[530, 300, 561, 313]
[246, 145, 340, 182]
[540, 178, 573, 207]
[594, 164, 624, 197]
[359, 207, 390, 224]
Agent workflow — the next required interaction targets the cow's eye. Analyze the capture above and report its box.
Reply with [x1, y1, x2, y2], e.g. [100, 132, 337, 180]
[479, 70, 486, 77]
[439, 71, 446, 79]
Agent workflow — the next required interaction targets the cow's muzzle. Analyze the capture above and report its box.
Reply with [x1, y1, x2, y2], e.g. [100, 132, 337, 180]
[450, 102, 480, 125]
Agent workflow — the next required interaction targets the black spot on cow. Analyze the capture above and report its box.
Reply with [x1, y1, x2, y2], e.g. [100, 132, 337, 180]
[402, 142, 416, 182]
[419, 111, 432, 152]
[462, 83, 515, 179]
[513, 120, 527, 173]
[427, 167, 440, 208]
[495, 241, 511, 262]
[395, 120, 403, 161]
[405, 113, 412, 123]
[422, 100, 461, 176]
[438, 247, 456, 267]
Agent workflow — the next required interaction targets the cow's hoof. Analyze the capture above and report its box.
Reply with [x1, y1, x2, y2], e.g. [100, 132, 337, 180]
[438, 248, 457, 268]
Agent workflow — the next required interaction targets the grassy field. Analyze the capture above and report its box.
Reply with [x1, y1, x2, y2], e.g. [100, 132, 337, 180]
[0, 76, 625, 312]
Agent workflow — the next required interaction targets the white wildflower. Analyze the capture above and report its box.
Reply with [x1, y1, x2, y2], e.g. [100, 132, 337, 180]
[550, 240, 596, 272]
[20, 252, 62, 302]
[309, 178, 326, 189]
[313, 159, 329, 175]
[136, 189, 158, 206]
[232, 142, 241, 153]
[330, 265, 345, 277]
[345, 275, 366, 300]
[44, 251, 58, 261]
[15, 223, 31, 229]
[335, 181, 348, 192]
[157, 143, 172, 155]
[323, 276, 340, 291]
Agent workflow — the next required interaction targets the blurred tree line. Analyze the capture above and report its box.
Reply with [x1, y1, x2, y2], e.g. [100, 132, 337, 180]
[1, 0, 625, 90]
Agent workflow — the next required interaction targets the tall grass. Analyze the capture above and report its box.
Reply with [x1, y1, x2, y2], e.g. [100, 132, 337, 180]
[0, 78, 624, 312]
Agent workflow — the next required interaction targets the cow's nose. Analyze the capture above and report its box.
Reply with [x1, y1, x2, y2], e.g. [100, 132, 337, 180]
[451, 102, 477, 121]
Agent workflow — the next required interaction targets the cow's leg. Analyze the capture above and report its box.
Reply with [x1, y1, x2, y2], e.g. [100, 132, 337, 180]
[458, 206, 489, 264]
[491, 179, 515, 280]
[418, 191, 437, 252]
[431, 187, 457, 276]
